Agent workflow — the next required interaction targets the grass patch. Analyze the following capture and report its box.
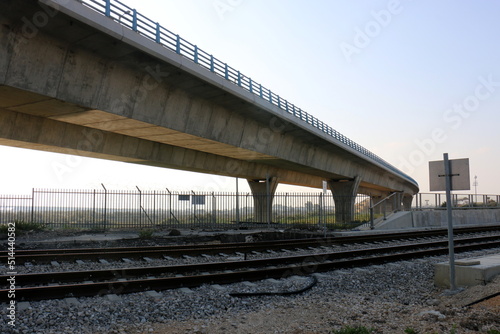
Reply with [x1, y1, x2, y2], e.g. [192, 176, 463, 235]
[0, 220, 47, 234]
[138, 229, 154, 239]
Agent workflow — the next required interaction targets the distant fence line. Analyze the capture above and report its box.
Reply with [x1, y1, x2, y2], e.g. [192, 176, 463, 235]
[0, 188, 372, 230]
[413, 193, 500, 209]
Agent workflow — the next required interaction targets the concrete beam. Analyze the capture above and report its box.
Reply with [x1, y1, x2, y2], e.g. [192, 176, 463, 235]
[0, 107, 333, 187]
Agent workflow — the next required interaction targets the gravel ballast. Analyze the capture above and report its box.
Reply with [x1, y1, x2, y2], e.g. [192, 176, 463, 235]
[2, 246, 500, 333]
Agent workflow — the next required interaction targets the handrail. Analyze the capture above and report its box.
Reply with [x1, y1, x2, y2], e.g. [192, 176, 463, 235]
[369, 192, 403, 229]
[75, 0, 417, 187]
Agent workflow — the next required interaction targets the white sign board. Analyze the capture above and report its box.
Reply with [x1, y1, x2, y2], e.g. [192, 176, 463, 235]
[429, 158, 470, 191]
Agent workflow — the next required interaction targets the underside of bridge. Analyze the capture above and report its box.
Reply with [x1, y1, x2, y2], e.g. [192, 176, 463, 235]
[0, 0, 418, 223]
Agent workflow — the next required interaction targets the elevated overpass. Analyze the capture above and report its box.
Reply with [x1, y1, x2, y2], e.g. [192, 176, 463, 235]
[0, 0, 418, 223]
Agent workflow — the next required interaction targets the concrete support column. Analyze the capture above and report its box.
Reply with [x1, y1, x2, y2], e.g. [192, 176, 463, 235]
[403, 194, 414, 211]
[328, 176, 361, 225]
[247, 177, 278, 223]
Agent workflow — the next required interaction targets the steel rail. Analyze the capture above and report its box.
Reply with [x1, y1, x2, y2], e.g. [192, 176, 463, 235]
[2, 236, 500, 302]
[6, 235, 500, 286]
[3, 225, 500, 265]
[9, 224, 500, 256]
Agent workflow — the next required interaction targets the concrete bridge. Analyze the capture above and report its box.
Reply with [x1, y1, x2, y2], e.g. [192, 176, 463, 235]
[0, 0, 418, 223]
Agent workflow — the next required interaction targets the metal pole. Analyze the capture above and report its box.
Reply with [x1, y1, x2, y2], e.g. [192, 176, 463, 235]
[443, 153, 457, 291]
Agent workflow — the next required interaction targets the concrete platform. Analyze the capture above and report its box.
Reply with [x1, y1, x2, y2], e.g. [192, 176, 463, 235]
[434, 253, 500, 288]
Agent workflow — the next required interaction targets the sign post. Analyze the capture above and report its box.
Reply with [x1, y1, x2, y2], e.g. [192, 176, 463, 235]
[429, 154, 470, 291]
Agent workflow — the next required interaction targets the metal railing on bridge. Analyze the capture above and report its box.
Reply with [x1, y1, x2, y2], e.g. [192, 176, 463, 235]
[74, 0, 417, 187]
[0, 188, 371, 230]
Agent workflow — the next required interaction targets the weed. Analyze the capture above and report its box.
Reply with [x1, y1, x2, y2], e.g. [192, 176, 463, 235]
[331, 326, 375, 334]
[138, 229, 154, 239]
[0, 220, 47, 234]
[404, 328, 418, 334]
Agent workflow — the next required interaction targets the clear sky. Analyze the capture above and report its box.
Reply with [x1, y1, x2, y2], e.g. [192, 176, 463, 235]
[1, 0, 499, 195]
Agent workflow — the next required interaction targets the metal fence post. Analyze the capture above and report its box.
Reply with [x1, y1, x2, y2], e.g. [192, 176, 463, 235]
[176, 34, 181, 54]
[369, 196, 374, 229]
[132, 9, 137, 31]
[284, 193, 288, 227]
[212, 192, 216, 229]
[266, 175, 271, 225]
[191, 190, 196, 227]
[31, 188, 35, 223]
[101, 184, 107, 230]
[136, 186, 142, 228]
[93, 189, 96, 227]
[153, 190, 156, 224]
[105, 0, 111, 17]
[236, 178, 240, 225]
[155, 22, 161, 43]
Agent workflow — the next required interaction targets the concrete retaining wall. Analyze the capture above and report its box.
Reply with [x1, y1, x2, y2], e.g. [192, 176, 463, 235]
[375, 209, 500, 230]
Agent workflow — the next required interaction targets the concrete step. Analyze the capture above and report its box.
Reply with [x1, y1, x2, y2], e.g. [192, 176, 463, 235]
[434, 253, 500, 288]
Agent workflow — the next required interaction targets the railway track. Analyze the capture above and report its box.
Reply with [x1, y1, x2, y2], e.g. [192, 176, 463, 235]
[2, 232, 500, 302]
[2, 225, 500, 265]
